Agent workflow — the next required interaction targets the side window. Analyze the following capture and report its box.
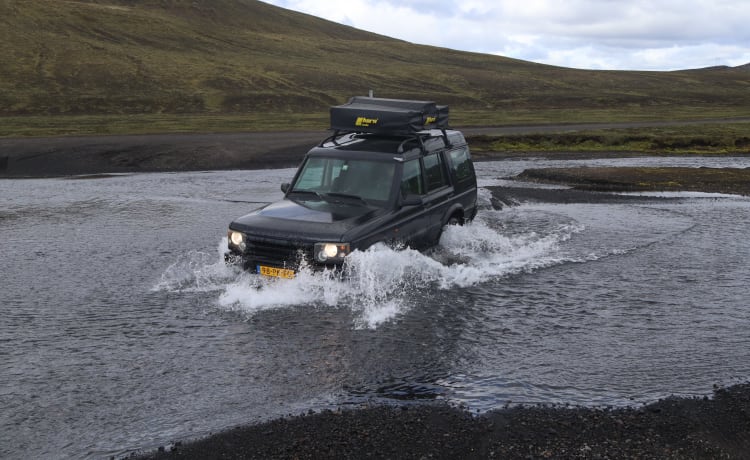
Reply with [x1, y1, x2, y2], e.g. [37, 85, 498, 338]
[423, 153, 448, 191]
[448, 147, 472, 181]
[401, 159, 424, 196]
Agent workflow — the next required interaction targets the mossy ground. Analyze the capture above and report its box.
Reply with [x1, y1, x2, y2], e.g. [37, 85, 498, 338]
[2, 1, 750, 138]
[468, 122, 750, 156]
[516, 166, 750, 196]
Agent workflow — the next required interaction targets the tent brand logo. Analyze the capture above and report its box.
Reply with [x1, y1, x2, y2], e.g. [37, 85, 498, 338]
[355, 116, 378, 127]
[425, 116, 437, 124]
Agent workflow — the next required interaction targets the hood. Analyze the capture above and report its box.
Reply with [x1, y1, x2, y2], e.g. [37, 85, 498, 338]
[230, 198, 382, 241]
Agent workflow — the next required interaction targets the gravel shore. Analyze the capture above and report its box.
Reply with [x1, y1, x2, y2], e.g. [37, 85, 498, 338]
[138, 384, 750, 459]
[0, 131, 319, 177]
[3, 128, 737, 178]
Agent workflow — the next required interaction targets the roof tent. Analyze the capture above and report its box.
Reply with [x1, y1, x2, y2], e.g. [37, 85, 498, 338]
[329, 96, 449, 135]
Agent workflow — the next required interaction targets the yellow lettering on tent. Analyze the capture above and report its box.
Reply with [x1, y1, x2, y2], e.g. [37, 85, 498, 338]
[355, 117, 379, 127]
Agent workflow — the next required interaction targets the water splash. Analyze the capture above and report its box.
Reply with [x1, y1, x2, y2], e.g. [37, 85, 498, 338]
[153, 239, 236, 293]
[155, 209, 583, 328]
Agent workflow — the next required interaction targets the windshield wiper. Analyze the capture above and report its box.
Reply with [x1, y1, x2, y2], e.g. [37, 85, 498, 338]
[288, 189, 323, 200]
[323, 192, 369, 205]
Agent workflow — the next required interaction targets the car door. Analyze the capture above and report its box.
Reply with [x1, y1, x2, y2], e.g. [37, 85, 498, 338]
[421, 151, 453, 241]
[384, 158, 433, 249]
[446, 145, 478, 218]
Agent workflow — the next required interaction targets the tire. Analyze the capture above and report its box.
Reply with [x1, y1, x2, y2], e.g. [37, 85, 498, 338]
[435, 214, 463, 245]
[447, 215, 463, 226]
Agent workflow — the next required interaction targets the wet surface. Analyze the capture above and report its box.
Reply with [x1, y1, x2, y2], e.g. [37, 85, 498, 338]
[1, 157, 749, 459]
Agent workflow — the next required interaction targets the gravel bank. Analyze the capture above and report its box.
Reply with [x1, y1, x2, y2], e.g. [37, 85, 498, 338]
[138, 384, 750, 459]
[0, 131, 319, 177]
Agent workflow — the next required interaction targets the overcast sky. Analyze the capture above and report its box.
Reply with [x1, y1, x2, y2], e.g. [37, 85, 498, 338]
[260, 0, 750, 71]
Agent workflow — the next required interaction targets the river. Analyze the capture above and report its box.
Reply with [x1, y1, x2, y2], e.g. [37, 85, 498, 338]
[1, 156, 749, 459]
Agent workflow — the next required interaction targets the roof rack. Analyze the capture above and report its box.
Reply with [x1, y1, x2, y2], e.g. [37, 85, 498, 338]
[325, 96, 451, 150]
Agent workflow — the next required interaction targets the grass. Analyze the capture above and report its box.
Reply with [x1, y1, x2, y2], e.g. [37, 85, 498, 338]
[0, 113, 330, 137]
[517, 167, 750, 196]
[1, 0, 749, 137]
[457, 107, 750, 127]
[468, 122, 750, 155]
[3, 109, 750, 139]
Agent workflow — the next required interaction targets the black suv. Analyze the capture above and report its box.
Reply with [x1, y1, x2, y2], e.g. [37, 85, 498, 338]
[226, 96, 477, 278]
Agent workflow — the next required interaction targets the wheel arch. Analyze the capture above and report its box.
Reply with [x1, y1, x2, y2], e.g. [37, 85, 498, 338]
[442, 204, 465, 226]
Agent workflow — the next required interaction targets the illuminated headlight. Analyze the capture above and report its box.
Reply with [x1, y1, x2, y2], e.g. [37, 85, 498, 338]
[314, 242, 350, 263]
[228, 230, 245, 250]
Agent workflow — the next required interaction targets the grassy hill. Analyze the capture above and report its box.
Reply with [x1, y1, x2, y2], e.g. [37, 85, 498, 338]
[1, 0, 750, 136]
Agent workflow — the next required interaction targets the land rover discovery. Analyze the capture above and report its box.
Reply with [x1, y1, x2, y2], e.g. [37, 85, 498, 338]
[225, 96, 478, 278]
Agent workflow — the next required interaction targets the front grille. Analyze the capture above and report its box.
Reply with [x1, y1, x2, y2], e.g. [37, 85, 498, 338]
[244, 238, 313, 269]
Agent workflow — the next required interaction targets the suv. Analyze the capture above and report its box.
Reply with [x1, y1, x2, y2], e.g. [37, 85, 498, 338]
[226, 96, 477, 278]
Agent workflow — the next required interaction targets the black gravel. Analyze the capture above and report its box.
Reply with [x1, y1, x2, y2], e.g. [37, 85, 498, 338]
[136, 384, 750, 459]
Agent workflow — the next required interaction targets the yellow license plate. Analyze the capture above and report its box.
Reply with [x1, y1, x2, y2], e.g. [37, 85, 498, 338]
[258, 265, 295, 279]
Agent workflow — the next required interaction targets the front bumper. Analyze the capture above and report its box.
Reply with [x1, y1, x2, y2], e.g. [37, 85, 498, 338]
[224, 247, 345, 274]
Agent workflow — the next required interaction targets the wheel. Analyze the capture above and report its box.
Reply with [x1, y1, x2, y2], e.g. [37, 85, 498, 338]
[447, 215, 463, 226]
[435, 214, 463, 245]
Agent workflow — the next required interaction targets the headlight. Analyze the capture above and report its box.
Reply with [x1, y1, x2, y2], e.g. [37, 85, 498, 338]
[314, 242, 350, 263]
[228, 230, 245, 249]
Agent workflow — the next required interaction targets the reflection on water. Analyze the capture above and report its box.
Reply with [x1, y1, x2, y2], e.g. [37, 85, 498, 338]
[1, 159, 750, 459]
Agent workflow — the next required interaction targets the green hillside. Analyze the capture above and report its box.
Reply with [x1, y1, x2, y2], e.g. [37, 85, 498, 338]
[1, 0, 749, 136]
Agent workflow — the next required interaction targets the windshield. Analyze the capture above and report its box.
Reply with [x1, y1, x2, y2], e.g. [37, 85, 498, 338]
[291, 157, 395, 206]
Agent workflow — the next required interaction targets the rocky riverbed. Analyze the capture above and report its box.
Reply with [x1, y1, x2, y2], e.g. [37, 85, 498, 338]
[138, 383, 750, 459]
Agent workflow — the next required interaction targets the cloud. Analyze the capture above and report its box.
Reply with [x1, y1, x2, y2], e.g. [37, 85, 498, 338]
[262, 0, 750, 70]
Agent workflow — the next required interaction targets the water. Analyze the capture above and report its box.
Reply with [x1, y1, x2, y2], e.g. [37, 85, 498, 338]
[1, 157, 750, 459]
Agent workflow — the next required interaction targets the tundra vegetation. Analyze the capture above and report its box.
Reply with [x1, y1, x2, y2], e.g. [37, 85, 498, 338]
[468, 123, 750, 157]
[1, 0, 749, 140]
[517, 166, 750, 196]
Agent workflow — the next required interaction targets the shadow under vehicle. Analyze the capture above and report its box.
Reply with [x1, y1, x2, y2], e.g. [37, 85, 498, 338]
[226, 97, 478, 278]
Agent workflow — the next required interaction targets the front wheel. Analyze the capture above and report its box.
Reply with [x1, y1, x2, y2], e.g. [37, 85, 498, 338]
[446, 215, 463, 226]
[435, 214, 463, 245]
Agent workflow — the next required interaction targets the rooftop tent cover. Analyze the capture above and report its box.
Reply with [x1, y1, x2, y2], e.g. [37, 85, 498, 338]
[330, 96, 449, 134]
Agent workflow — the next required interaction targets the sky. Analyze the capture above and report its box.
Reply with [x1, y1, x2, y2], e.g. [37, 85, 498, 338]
[260, 0, 750, 71]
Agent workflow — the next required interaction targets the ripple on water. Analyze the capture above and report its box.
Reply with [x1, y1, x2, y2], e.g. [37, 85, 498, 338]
[3, 166, 750, 459]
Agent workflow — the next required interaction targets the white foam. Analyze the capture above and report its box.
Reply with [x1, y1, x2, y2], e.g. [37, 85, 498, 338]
[154, 211, 584, 328]
[152, 239, 236, 293]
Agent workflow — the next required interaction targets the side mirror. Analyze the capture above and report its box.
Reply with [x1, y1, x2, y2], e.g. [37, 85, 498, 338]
[281, 183, 290, 194]
[400, 194, 423, 207]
